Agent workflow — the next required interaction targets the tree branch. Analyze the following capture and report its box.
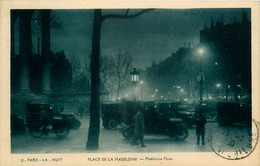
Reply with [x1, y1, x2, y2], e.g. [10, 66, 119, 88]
[101, 9, 154, 21]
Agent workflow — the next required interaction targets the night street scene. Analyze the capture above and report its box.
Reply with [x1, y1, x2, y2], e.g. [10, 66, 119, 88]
[11, 9, 254, 155]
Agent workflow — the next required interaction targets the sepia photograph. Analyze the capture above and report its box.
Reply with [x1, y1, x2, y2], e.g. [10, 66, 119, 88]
[1, 1, 260, 166]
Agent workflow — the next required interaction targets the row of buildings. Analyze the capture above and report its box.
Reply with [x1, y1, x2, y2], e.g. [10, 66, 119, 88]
[145, 12, 251, 101]
[11, 10, 251, 104]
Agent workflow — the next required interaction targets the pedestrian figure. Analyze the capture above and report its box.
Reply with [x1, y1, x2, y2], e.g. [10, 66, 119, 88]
[195, 109, 207, 145]
[131, 109, 147, 147]
[40, 105, 54, 135]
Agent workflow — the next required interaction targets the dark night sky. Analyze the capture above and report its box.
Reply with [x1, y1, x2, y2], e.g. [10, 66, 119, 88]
[44, 8, 251, 69]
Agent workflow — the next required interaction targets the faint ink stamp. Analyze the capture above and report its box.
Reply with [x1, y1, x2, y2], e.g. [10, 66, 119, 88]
[208, 119, 259, 160]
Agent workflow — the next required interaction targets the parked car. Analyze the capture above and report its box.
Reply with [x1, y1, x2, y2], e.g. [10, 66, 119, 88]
[101, 101, 155, 130]
[217, 96, 251, 126]
[121, 100, 188, 141]
[101, 102, 123, 130]
[154, 101, 181, 119]
[26, 103, 81, 130]
[59, 113, 81, 129]
[26, 103, 70, 138]
[26, 103, 54, 130]
[199, 100, 218, 119]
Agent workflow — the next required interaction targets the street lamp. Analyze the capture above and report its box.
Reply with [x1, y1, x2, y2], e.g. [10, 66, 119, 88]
[130, 68, 139, 84]
[155, 89, 158, 100]
[197, 48, 205, 103]
[140, 80, 144, 100]
[216, 83, 221, 99]
[130, 68, 140, 100]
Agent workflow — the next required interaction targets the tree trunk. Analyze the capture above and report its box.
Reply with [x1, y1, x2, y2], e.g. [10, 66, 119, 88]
[86, 9, 102, 150]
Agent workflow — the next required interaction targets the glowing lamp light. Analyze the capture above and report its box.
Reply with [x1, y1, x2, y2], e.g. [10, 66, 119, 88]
[130, 68, 139, 83]
[198, 48, 204, 56]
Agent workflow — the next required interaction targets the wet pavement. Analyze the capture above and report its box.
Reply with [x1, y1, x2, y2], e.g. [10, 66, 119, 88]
[11, 118, 251, 154]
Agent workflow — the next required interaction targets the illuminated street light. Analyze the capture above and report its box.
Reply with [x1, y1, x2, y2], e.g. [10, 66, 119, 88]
[198, 47, 205, 103]
[216, 83, 221, 88]
[216, 83, 221, 99]
[130, 68, 140, 101]
[198, 48, 204, 56]
[130, 68, 139, 83]
[140, 80, 144, 100]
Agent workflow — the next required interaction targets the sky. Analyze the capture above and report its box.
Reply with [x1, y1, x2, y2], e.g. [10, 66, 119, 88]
[38, 8, 251, 69]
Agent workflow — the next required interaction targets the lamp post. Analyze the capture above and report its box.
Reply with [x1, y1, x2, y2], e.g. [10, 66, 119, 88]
[216, 83, 221, 99]
[140, 80, 144, 100]
[130, 68, 139, 101]
[197, 48, 205, 103]
[155, 89, 158, 100]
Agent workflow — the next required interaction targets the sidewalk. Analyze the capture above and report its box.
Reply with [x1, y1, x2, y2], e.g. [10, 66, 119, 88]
[11, 118, 215, 154]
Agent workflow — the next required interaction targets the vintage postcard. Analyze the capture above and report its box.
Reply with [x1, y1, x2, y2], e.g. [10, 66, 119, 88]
[0, 0, 259, 166]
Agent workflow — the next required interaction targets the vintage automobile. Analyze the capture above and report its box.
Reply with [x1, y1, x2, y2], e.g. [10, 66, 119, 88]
[154, 101, 181, 119]
[59, 113, 81, 129]
[26, 103, 53, 130]
[121, 100, 188, 141]
[101, 102, 123, 130]
[177, 100, 218, 127]
[26, 103, 71, 138]
[217, 96, 251, 126]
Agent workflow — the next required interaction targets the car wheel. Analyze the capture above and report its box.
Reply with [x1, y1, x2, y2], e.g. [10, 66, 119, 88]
[55, 127, 70, 138]
[72, 119, 81, 129]
[30, 123, 44, 138]
[107, 119, 118, 130]
[175, 128, 188, 141]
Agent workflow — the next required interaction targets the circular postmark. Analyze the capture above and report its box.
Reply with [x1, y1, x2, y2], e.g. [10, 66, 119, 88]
[208, 119, 259, 160]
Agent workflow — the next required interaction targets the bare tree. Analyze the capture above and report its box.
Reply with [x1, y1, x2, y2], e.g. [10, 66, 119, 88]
[86, 9, 153, 150]
[100, 55, 115, 100]
[112, 52, 132, 101]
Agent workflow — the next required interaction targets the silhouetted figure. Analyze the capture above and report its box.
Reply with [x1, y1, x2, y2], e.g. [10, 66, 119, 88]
[195, 109, 207, 145]
[40, 105, 54, 135]
[131, 110, 147, 147]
